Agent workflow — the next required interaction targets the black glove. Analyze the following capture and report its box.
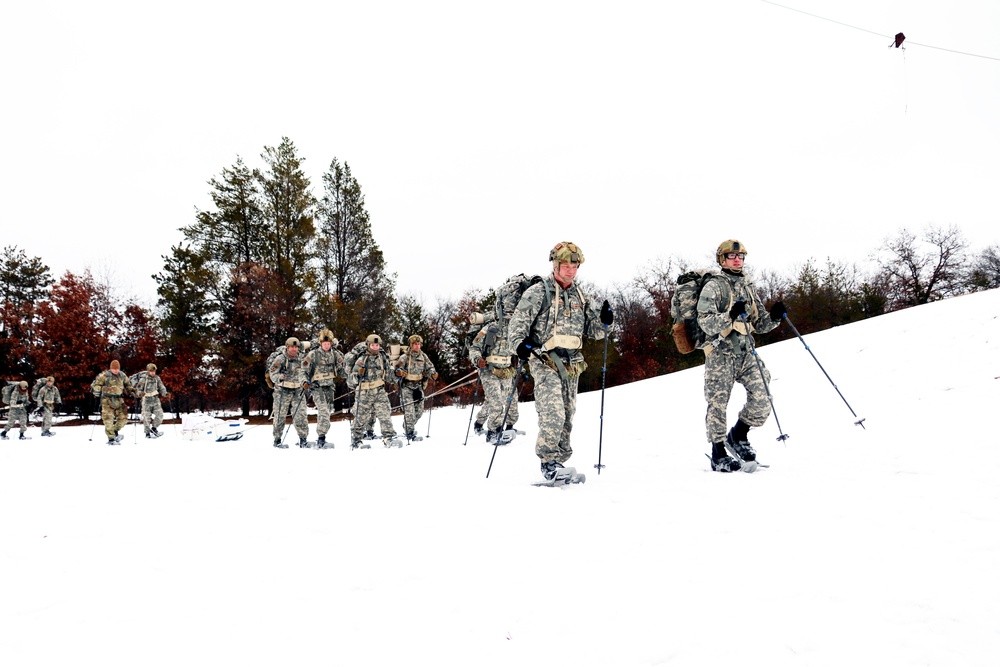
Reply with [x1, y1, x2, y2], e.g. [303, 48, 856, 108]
[729, 300, 747, 320]
[769, 301, 787, 321]
[600, 299, 613, 326]
[413, 389, 423, 402]
[516, 340, 532, 361]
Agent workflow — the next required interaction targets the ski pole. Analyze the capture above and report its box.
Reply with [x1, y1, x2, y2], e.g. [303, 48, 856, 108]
[424, 386, 433, 439]
[462, 373, 483, 446]
[782, 314, 866, 429]
[595, 324, 610, 474]
[485, 357, 528, 478]
[740, 311, 789, 442]
[88, 395, 99, 441]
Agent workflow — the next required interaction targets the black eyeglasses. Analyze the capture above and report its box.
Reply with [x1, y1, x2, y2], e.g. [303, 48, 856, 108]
[725, 253, 746, 260]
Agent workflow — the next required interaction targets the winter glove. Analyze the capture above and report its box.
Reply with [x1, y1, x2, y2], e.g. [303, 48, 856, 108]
[431, 372, 438, 380]
[729, 300, 748, 320]
[769, 301, 787, 321]
[516, 340, 532, 361]
[476, 357, 487, 369]
[395, 369, 406, 377]
[302, 381, 310, 391]
[600, 299, 614, 326]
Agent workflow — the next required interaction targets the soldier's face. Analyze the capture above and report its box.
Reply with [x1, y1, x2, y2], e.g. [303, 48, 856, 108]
[554, 262, 579, 285]
[147, 370, 156, 377]
[410, 342, 421, 352]
[723, 254, 745, 271]
[369, 343, 380, 352]
[321, 341, 332, 351]
[287, 346, 299, 358]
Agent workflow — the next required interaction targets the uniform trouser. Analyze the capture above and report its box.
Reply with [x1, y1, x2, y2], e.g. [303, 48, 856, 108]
[42, 405, 55, 432]
[141, 398, 164, 433]
[703, 345, 772, 445]
[273, 388, 308, 441]
[313, 385, 336, 437]
[528, 356, 578, 464]
[351, 388, 396, 444]
[473, 370, 491, 427]
[481, 369, 519, 431]
[400, 382, 425, 435]
[101, 398, 128, 440]
[350, 385, 376, 433]
[4, 407, 28, 434]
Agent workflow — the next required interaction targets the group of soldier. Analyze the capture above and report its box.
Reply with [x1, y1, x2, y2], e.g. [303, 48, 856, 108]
[266, 328, 439, 449]
[4, 238, 785, 478]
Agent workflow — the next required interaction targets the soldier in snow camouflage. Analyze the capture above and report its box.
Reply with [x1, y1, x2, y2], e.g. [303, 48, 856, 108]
[269, 337, 311, 448]
[34, 377, 62, 436]
[305, 329, 345, 447]
[130, 364, 168, 438]
[349, 334, 398, 448]
[394, 335, 437, 440]
[697, 239, 786, 472]
[468, 288, 522, 443]
[502, 242, 606, 481]
[2, 381, 32, 440]
[91, 360, 137, 445]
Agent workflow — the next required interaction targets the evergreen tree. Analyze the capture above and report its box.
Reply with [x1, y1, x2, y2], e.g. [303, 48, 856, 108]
[0, 246, 52, 377]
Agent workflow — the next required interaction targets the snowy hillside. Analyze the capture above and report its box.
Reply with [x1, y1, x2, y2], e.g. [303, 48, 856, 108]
[2, 290, 998, 667]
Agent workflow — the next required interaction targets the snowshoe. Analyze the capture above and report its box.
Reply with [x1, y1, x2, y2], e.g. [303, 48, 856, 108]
[273, 440, 289, 449]
[706, 453, 742, 473]
[113, 432, 124, 443]
[498, 429, 520, 445]
[473, 423, 485, 437]
[384, 437, 403, 448]
[41, 430, 55, 437]
[351, 441, 371, 450]
[405, 432, 423, 442]
[149, 428, 163, 438]
[19, 433, 30, 440]
[534, 462, 585, 487]
[486, 428, 499, 444]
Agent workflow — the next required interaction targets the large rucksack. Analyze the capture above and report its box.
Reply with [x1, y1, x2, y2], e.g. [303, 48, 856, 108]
[2, 381, 18, 406]
[495, 273, 545, 321]
[670, 270, 731, 354]
[263, 345, 285, 389]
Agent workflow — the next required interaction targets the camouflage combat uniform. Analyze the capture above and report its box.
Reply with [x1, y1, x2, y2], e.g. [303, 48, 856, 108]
[269, 348, 310, 443]
[468, 323, 520, 434]
[92, 369, 137, 441]
[350, 348, 397, 446]
[130, 371, 168, 435]
[344, 341, 375, 436]
[504, 276, 605, 465]
[2, 385, 32, 437]
[305, 343, 345, 440]
[395, 346, 437, 438]
[34, 381, 62, 435]
[696, 271, 779, 445]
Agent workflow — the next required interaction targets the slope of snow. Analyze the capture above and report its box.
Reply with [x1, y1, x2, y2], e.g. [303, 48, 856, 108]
[2, 290, 998, 666]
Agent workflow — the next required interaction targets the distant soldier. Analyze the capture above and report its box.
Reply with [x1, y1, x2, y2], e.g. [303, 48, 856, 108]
[468, 291, 521, 444]
[268, 337, 311, 448]
[502, 242, 610, 482]
[91, 360, 137, 445]
[305, 329, 345, 448]
[394, 335, 438, 441]
[349, 334, 399, 449]
[34, 376, 62, 437]
[2, 381, 32, 440]
[130, 364, 168, 439]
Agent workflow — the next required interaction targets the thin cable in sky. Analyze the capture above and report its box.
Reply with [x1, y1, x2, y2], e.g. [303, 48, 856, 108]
[758, 0, 1000, 62]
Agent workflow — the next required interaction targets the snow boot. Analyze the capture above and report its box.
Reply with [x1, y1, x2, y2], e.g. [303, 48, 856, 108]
[273, 439, 288, 449]
[145, 431, 153, 439]
[363, 429, 376, 440]
[486, 428, 499, 444]
[474, 422, 485, 437]
[0, 431, 8, 440]
[19, 433, 29, 440]
[297, 437, 309, 448]
[710, 441, 742, 472]
[726, 421, 758, 472]
[541, 460, 565, 481]
[317, 434, 329, 449]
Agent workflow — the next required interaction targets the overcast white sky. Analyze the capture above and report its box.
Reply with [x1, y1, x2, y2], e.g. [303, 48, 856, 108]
[3, 0, 998, 309]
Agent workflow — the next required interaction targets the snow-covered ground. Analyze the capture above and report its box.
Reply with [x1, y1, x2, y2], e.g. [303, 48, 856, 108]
[2, 290, 998, 666]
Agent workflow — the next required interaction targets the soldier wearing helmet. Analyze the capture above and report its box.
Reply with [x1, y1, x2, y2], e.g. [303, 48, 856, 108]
[305, 329, 345, 448]
[697, 239, 787, 472]
[268, 336, 311, 448]
[501, 242, 610, 481]
[393, 334, 438, 441]
[2, 380, 33, 440]
[129, 363, 168, 439]
[348, 334, 400, 448]
[34, 376, 63, 437]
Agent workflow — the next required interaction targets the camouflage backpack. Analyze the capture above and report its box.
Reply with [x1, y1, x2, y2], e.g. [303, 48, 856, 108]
[495, 273, 545, 322]
[263, 345, 285, 389]
[2, 381, 18, 405]
[669, 270, 731, 354]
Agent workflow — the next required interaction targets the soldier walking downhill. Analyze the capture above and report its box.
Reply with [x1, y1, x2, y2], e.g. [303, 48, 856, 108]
[305, 329, 345, 448]
[394, 335, 438, 441]
[697, 239, 786, 473]
[130, 364, 168, 438]
[268, 337, 311, 448]
[349, 334, 399, 449]
[2, 381, 32, 440]
[33, 376, 62, 437]
[502, 242, 609, 481]
[91, 360, 137, 445]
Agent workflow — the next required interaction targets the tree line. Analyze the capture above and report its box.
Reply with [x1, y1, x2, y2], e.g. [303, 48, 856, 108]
[2, 137, 998, 417]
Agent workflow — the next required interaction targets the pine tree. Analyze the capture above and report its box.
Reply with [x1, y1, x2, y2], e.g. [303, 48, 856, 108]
[0, 246, 53, 377]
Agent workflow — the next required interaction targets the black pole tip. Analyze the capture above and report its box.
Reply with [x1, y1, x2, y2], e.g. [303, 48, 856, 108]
[776, 433, 790, 441]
